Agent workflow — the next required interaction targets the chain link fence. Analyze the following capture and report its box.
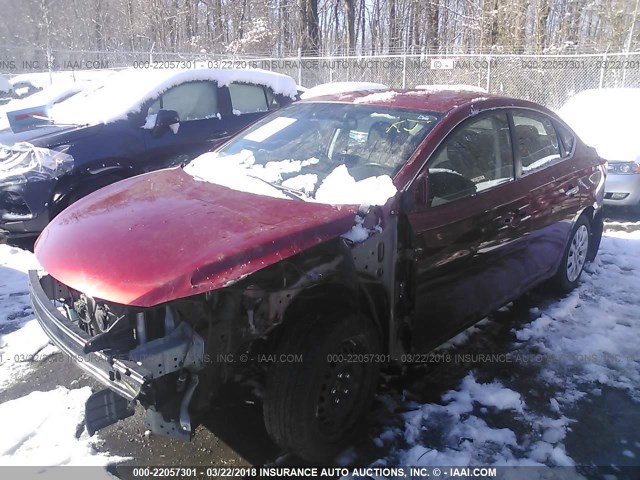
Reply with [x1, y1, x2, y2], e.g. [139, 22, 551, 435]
[1, 47, 639, 109]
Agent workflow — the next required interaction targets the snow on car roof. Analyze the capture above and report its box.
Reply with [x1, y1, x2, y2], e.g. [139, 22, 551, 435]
[49, 67, 298, 126]
[8, 70, 115, 90]
[558, 88, 640, 162]
[300, 81, 388, 99]
[415, 84, 487, 93]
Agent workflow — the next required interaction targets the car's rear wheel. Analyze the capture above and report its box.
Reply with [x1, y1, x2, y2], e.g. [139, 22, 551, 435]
[553, 215, 591, 292]
[263, 312, 380, 462]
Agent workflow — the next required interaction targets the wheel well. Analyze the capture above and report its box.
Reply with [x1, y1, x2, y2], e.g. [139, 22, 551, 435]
[581, 206, 603, 261]
[268, 280, 388, 353]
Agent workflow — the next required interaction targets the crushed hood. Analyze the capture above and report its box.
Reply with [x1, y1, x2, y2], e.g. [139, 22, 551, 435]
[35, 168, 359, 307]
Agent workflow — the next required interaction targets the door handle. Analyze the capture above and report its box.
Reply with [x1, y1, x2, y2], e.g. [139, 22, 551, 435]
[565, 186, 579, 197]
[503, 214, 516, 224]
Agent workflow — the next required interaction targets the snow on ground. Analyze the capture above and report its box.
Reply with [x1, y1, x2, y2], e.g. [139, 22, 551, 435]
[0, 386, 122, 469]
[0, 245, 55, 388]
[300, 82, 388, 99]
[352, 227, 640, 474]
[0, 246, 122, 471]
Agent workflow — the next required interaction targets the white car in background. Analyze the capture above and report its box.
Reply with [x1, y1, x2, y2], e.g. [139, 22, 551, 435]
[0, 82, 89, 130]
[559, 88, 640, 208]
[300, 81, 388, 99]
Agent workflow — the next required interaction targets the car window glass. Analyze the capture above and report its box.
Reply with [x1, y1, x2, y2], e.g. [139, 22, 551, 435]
[229, 83, 269, 114]
[512, 111, 562, 174]
[265, 88, 280, 109]
[205, 103, 440, 183]
[148, 81, 219, 121]
[427, 112, 514, 206]
[555, 123, 575, 157]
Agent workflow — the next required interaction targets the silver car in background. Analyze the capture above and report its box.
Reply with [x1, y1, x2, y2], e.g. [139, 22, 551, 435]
[559, 88, 640, 208]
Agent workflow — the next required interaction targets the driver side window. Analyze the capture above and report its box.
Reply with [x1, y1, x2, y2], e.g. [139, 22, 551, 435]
[427, 112, 513, 206]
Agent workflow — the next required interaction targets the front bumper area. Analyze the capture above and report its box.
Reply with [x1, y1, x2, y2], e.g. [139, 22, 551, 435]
[29, 270, 148, 400]
[29, 271, 205, 439]
[604, 173, 640, 207]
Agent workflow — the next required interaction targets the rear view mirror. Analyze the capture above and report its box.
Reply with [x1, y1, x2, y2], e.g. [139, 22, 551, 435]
[153, 109, 180, 136]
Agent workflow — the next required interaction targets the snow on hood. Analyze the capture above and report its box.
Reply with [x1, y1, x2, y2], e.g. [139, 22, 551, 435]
[184, 150, 397, 207]
[558, 88, 640, 162]
[301, 81, 388, 99]
[49, 67, 298, 126]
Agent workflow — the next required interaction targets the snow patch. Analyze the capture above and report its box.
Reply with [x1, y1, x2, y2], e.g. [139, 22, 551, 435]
[315, 165, 397, 206]
[353, 91, 398, 104]
[301, 82, 388, 99]
[0, 386, 124, 468]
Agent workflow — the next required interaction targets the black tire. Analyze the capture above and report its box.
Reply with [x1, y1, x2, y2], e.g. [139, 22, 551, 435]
[263, 312, 381, 462]
[553, 215, 591, 293]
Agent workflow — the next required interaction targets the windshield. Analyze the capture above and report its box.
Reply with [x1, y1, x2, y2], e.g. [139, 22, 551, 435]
[184, 102, 441, 205]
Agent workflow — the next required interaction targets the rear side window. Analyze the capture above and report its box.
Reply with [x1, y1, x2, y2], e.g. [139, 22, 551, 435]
[265, 88, 280, 109]
[427, 112, 514, 206]
[148, 81, 219, 121]
[229, 83, 269, 114]
[512, 111, 562, 175]
[555, 123, 575, 157]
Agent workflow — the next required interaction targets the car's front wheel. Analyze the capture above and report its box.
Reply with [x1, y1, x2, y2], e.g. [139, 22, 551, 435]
[554, 215, 591, 292]
[263, 312, 381, 462]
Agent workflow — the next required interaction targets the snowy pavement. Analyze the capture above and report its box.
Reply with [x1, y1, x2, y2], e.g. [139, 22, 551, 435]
[0, 212, 639, 476]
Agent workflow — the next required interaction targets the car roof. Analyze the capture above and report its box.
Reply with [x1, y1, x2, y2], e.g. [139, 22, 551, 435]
[300, 88, 502, 113]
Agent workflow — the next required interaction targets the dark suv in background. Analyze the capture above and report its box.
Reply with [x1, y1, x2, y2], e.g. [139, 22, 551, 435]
[0, 67, 296, 243]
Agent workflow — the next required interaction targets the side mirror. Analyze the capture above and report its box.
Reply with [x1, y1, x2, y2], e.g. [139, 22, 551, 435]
[153, 109, 180, 136]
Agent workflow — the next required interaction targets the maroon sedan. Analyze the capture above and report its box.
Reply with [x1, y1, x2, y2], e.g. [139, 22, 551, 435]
[29, 89, 605, 462]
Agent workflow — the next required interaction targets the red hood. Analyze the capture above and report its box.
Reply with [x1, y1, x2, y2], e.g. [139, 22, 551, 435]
[36, 168, 359, 307]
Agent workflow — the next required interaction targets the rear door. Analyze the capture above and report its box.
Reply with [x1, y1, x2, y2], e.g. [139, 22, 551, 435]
[508, 109, 585, 285]
[406, 111, 531, 351]
[223, 82, 279, 132]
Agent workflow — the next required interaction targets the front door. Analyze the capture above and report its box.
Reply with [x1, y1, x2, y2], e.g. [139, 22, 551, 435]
[406, 111, 529, 351]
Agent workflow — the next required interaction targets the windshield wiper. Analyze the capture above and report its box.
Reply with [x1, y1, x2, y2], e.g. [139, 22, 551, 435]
[246, 174, 308, 201]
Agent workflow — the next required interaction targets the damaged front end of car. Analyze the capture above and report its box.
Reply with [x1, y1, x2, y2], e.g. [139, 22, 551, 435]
[30, 271, 207, 439]
[28, 215, 397, 440]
